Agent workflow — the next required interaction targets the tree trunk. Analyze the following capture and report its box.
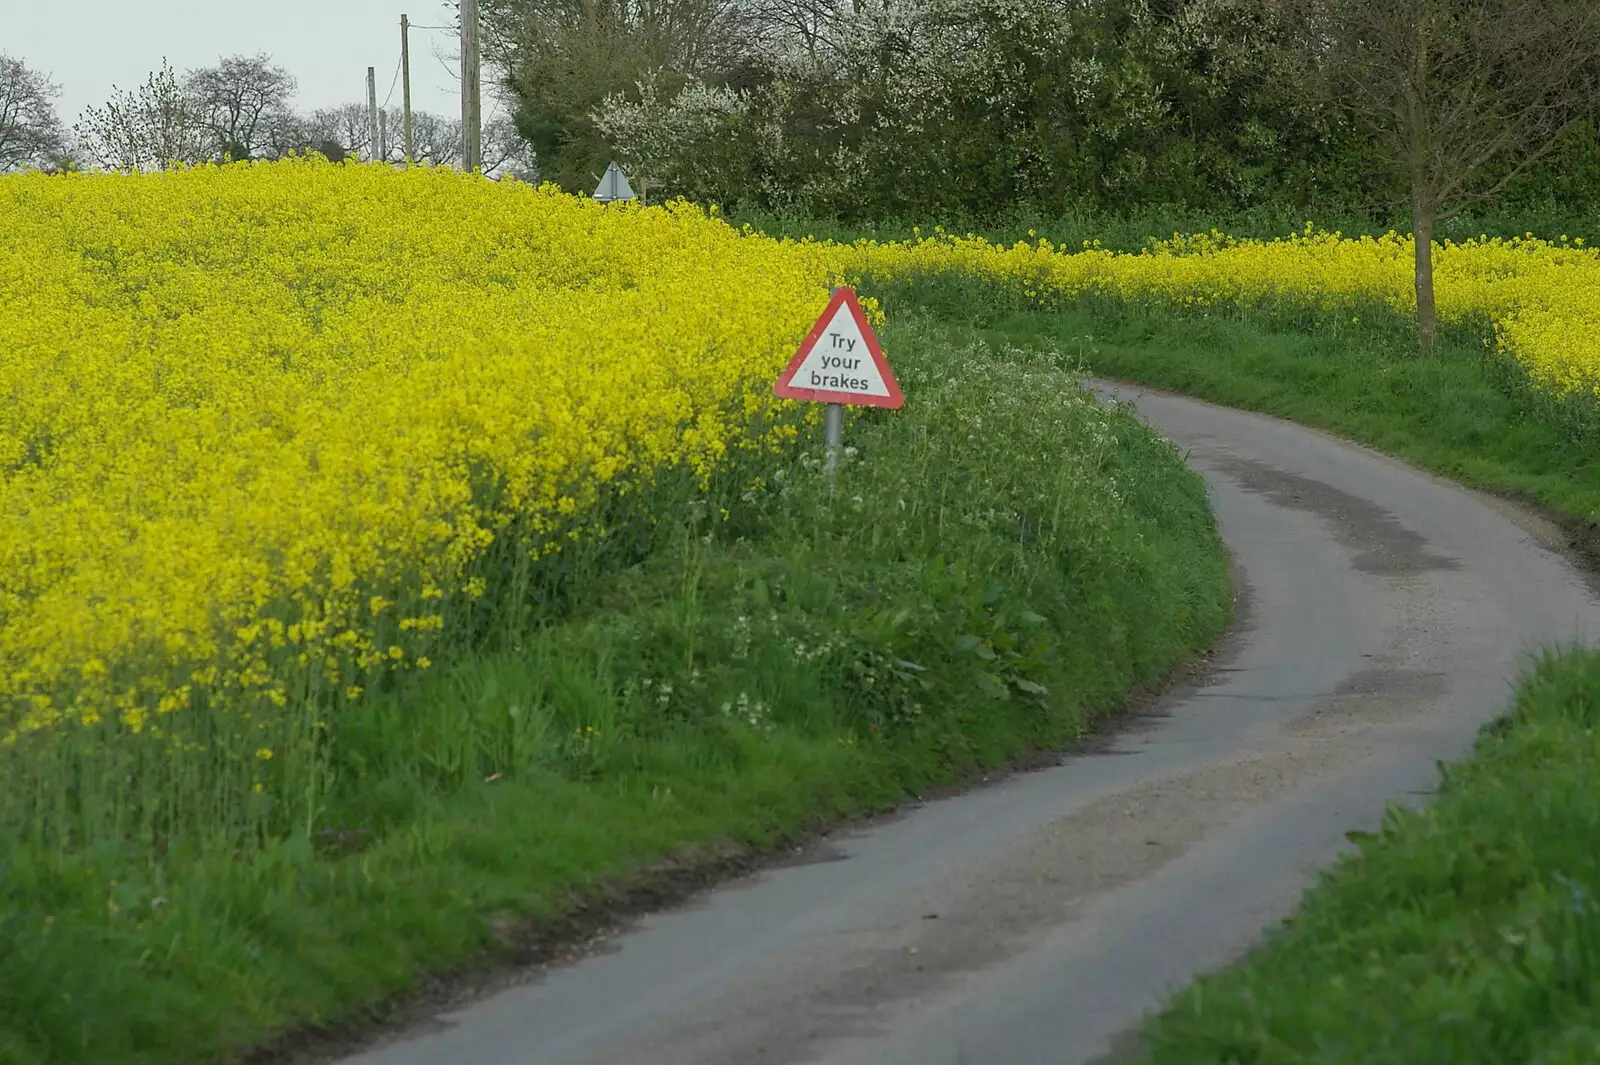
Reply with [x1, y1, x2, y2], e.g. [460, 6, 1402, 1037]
[1407, 11, 1437, 354]
[1412, 186, 1438, 352]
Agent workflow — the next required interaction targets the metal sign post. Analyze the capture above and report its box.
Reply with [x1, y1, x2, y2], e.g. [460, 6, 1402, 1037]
[823, 399, 845, 489]
[821, 287, 845, 489]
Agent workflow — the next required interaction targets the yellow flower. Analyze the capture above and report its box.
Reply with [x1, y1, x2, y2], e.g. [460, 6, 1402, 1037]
[3, 159, 1595, 835]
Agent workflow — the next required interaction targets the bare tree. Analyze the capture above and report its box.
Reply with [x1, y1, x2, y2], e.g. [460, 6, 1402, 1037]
[75, 59, 211, 171]
[298, 104, 451, 165]
[188, 53, 299, 160]
[742, 0, 853, 57]
[407, 108, 462, 164]
[302, 103, 375, 160]
[1276, 0, 1600, 349]
[0, 54, 68, 172]
[259, 108, 319, 161]
[482, 113, 537, 176]
[297, 100, 531, 174]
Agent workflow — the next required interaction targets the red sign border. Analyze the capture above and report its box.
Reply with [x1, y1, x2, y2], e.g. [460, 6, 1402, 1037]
[774, 287, 904, 409]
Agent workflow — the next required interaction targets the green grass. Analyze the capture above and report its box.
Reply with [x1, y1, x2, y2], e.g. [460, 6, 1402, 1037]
[874, 285, 1600, 530]
[0, 316, 1230, 1065]
[1134, 647, 1600, 1065]
[732, 205, 1600, 255]
[840, 273, 1600, 1065]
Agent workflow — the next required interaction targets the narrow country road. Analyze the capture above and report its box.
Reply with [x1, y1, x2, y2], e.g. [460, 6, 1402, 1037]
[340, 382, 1600, 1065]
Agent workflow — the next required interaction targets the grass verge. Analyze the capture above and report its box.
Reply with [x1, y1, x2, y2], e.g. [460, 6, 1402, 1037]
[880, 286, 1600, 537]
[853, 279, 1600, 1064]
[731, 204, 1600, 255]
[0, 316, 1229, 1065]
[1134, 647, 1600, 1065]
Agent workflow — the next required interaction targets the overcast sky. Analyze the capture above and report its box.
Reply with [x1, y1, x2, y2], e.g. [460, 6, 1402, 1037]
[4, 1, 503, 126]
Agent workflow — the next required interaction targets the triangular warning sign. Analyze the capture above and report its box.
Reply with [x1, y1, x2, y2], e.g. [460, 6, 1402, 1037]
[774, 287, 903, 409]
[592, 161, 636, 202]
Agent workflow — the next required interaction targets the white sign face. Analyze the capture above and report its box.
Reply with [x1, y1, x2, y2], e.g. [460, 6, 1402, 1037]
[774, 286, 903, 409]
[786, 301, 893, 399]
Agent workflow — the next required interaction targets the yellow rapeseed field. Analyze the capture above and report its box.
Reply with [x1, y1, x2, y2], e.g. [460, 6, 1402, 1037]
[0, 160, 829, 762]
[3, 159, 1597, 804]
[833, 225, 1600, 399]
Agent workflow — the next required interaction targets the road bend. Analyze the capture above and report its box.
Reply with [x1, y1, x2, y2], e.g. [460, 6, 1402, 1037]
[341, 380, 1600, 1065]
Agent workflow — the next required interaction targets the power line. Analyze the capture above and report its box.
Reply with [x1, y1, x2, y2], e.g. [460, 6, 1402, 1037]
[381, 55, 402, 110]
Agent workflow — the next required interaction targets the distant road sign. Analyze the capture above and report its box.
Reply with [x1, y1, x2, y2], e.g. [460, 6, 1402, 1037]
[593, 162, 636, 203]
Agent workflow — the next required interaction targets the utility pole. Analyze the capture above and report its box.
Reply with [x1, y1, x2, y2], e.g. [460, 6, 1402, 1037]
[401, 14, 414, 160]
[460, 0, 482, 172]
[366, 66, 380, 162]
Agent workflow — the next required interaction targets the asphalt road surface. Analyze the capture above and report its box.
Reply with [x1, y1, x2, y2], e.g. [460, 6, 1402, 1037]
[343, 381, 1600, 1065]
